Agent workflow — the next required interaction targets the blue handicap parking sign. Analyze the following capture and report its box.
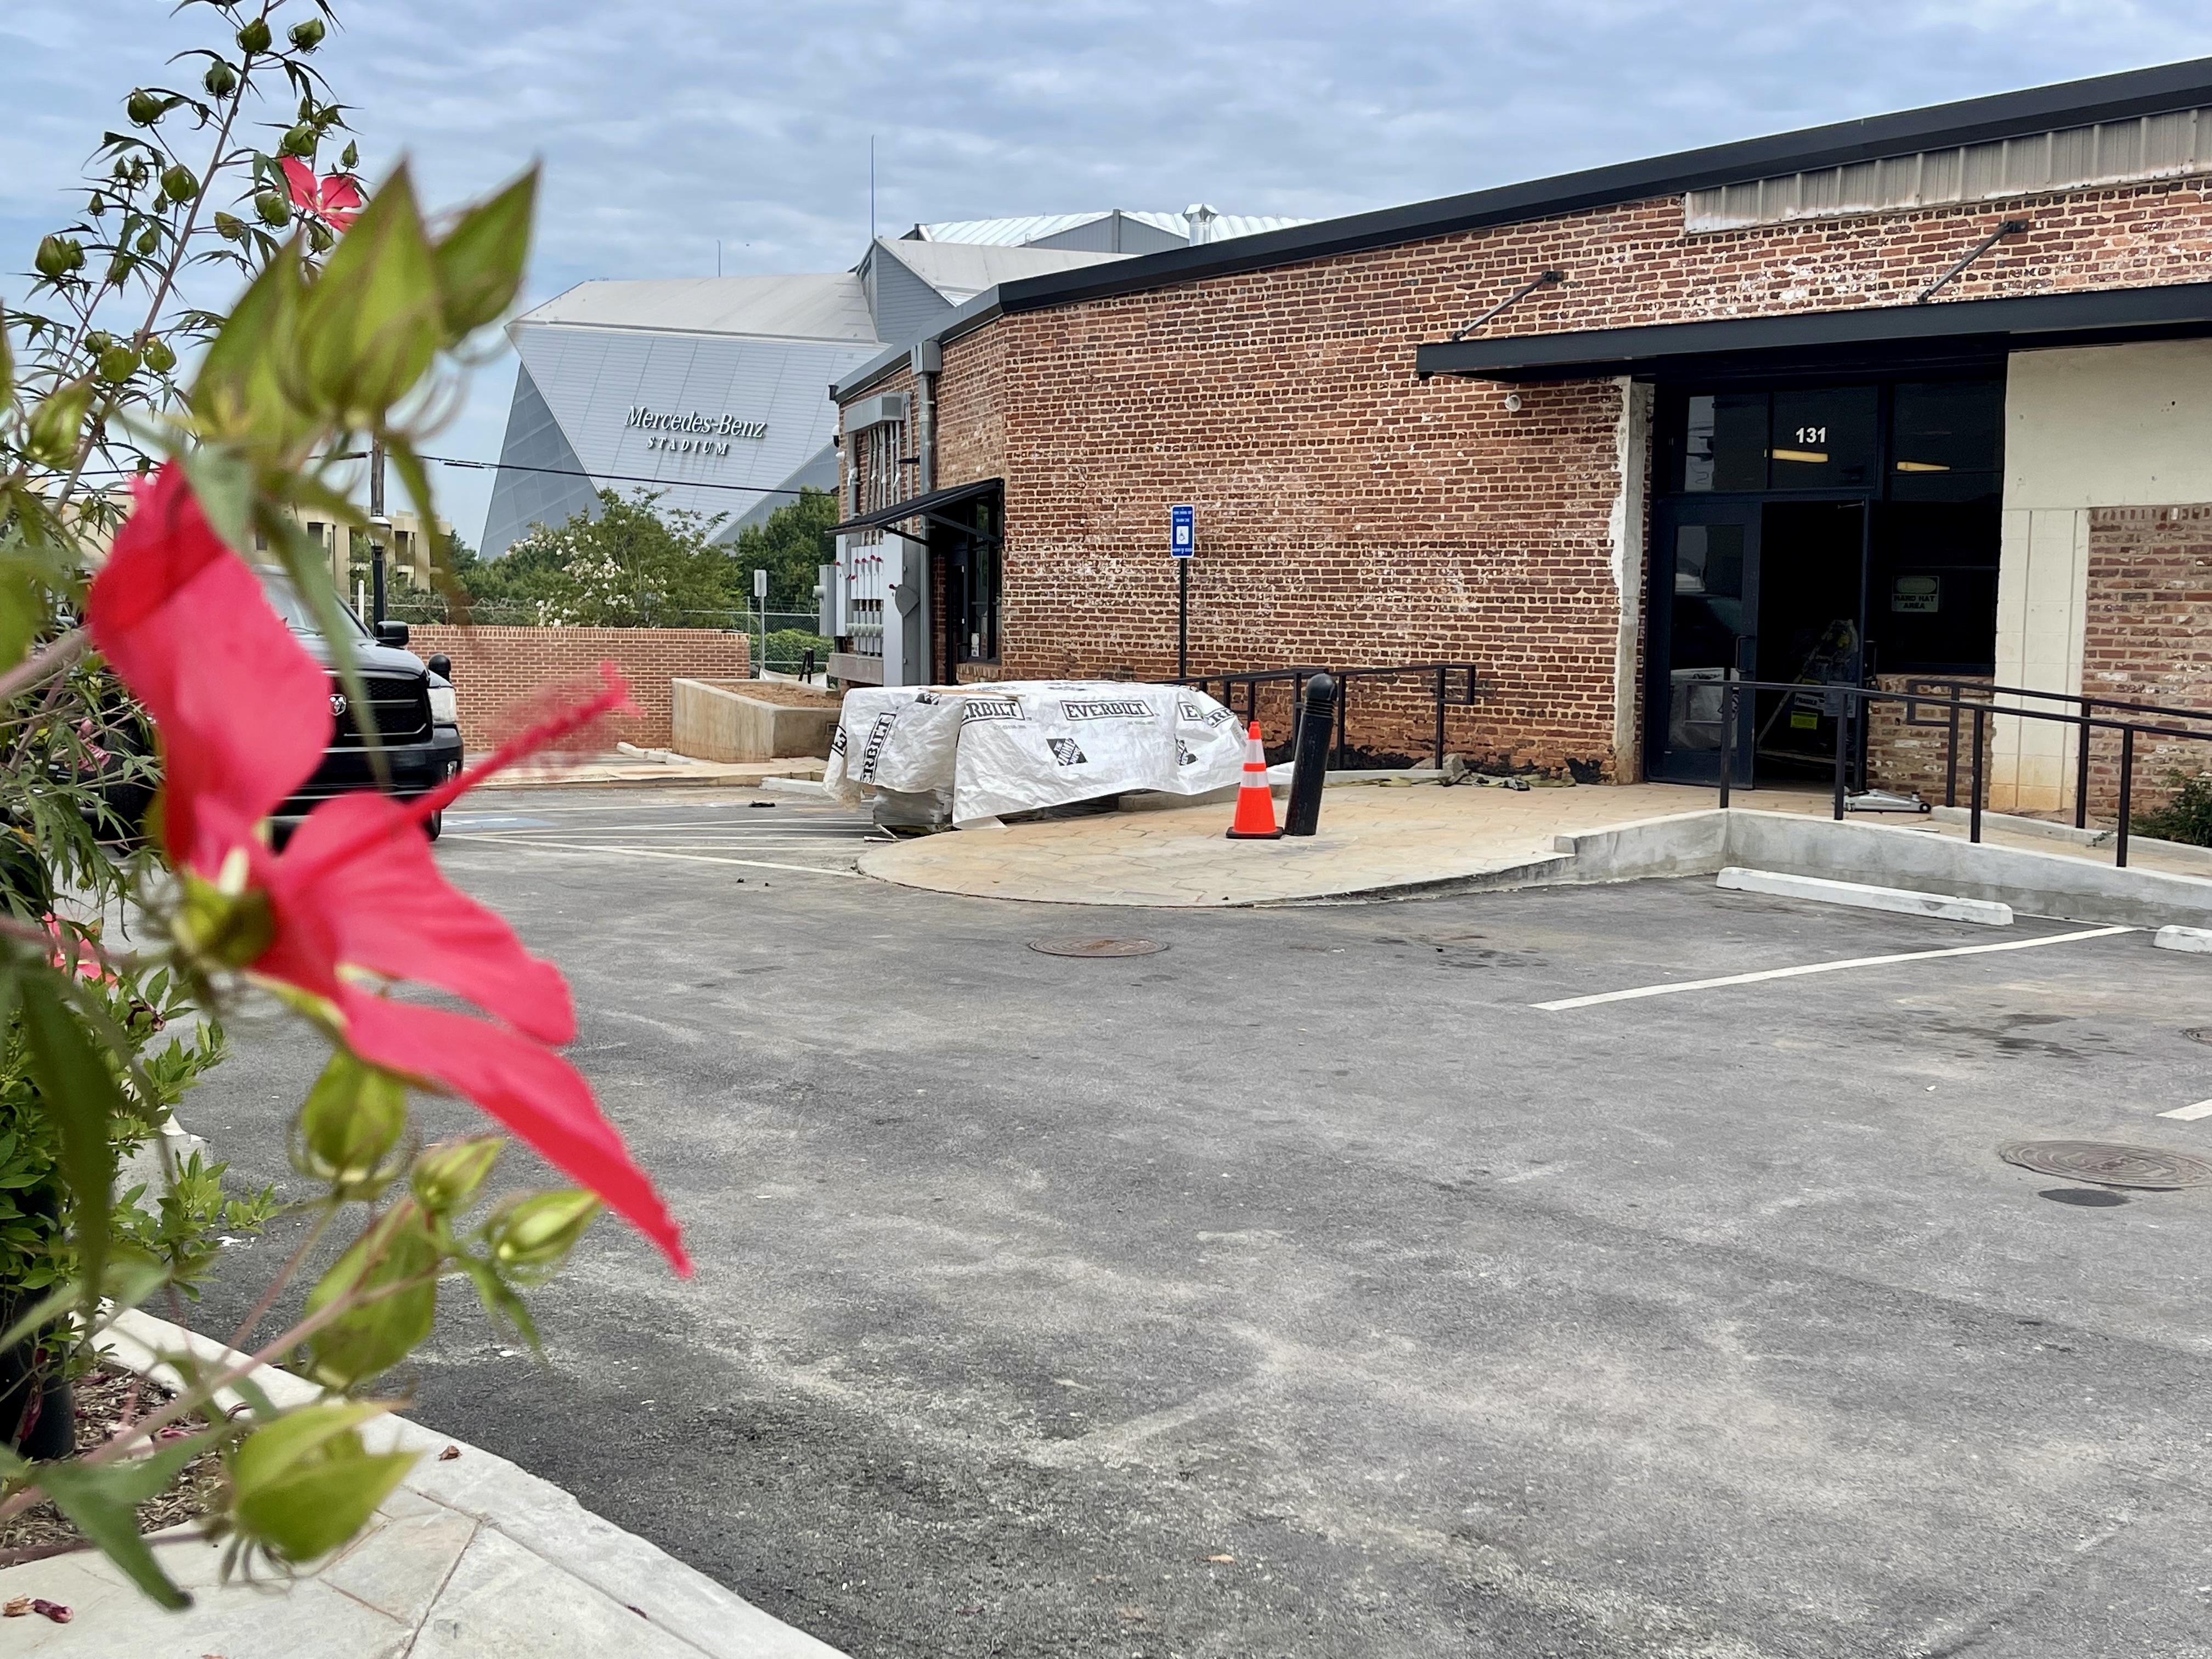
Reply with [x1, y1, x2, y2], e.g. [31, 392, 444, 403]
[1170, 504, 1194, 558]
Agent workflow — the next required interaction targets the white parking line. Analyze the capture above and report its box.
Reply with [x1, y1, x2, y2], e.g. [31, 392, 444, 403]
[442, 834, 868, 879]
[1532, 924, 2136, 1011]
[2159, 1099, 2212, 1121]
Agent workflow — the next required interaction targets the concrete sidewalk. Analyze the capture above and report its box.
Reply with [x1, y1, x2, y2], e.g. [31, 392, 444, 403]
[857, 778, 2212, 913]
[1, 1311, 845, 1659]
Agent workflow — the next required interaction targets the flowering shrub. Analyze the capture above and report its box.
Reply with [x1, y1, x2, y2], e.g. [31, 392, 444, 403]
[0, 0, 684, 1604]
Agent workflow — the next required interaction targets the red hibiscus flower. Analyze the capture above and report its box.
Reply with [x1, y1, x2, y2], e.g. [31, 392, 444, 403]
[279, 156, 365, 233]
[87, 465, 689, 1274]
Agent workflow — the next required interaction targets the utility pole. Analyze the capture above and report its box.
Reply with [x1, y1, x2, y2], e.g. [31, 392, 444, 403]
[368, 436, 390, 629]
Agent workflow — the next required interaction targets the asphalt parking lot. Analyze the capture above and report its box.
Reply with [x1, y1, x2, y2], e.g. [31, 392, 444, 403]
[191, 786, 2212, 1658]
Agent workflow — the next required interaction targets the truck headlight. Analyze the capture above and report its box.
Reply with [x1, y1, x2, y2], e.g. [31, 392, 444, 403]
[428, 686, 459, 725]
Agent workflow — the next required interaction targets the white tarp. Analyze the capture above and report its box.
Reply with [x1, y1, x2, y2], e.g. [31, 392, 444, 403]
[824, 681, 1247, 826]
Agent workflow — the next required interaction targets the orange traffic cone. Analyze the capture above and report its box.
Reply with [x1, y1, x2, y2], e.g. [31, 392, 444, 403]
[1224, 721, 1284, 840]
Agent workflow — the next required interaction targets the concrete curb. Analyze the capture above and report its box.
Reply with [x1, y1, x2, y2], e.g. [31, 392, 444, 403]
[1716, 866, 2014, 925]
[7, 1308, 850, 1659]
[1549, 809, 2212, 929]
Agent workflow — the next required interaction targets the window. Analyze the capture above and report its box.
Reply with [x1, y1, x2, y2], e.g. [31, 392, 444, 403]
[851, 420, 906, 540]
[1664, 380, 2001, 500]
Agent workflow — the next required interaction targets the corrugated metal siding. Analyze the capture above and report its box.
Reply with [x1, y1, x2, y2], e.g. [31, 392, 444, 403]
[1685, 108, 2212, 232]
[481, 362, 604, 556]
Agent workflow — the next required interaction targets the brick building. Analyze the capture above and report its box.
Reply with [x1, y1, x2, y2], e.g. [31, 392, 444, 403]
[826, 59, 2212, 816]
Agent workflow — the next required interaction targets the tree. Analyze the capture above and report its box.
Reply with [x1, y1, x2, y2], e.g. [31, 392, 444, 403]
[731, 486, 838, 612]
[484, 490, 737, 626]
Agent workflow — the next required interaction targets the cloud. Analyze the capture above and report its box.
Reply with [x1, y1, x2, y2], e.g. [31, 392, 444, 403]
[5, 0, 2208, 543]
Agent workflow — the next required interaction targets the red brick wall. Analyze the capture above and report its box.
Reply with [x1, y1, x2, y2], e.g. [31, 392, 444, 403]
[1864, 674, 1993, 802]
[409, 625, 748, 751]
[847, 176, 2212, 776]
[2081, 505, 2212, 818]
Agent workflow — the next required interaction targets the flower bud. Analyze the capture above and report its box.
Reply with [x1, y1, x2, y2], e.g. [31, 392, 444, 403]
[105, 251, 136, 285]
[174, 864, 276, 969]
[289, 17, 326, 50]
[487, 1190, 602, 1280]
[280, 123, 317, 159]
[25, 380, 92, 467]
[227, 1404, 418, 1562]
[254, 190, 292, 228]
[203, 59, 239, 97]
[213, 211, 246, 242]
[292, 1049, 408, 1193]
[34, 235, 84, 280]
[340, 140, 359, 170]
[83, 331, 113, 355]
[411, 1137, 501, 1212]
[125, 89, 165, 127]
[142, 337, 176, 374]
[305, 1203, 442, 1389]
[87, 191, 107, 217]
[307, 221, 334, 254]
[235, 17, 273, 53]
[160, 165, 198, 204]
[134, 225, 160, 256]
[97, 345, 139, 384]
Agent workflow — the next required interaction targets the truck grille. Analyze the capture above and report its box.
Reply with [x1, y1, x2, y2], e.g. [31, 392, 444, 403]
[329, 674, 432, 747]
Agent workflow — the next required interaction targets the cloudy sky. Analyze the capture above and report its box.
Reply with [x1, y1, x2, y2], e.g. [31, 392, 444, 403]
[5, 1, 2208, 544]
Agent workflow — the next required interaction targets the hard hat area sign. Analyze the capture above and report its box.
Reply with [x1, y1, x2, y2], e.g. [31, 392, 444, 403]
[1170, 504, 1194, 559]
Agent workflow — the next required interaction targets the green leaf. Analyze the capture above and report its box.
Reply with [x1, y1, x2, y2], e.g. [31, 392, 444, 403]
[177, 445, 255, 558]
[228, 1401, 417, 1562]
[30, 1427, 227, 1609]
[17, 973, 123, 1310]
[188, 240, 311, 451]
[432, 167, 537, 341]
[295, 166, 443, 424]
[0, 306, 13, 408]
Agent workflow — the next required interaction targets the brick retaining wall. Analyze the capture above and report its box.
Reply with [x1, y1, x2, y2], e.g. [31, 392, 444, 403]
[408, 625, 749, 751]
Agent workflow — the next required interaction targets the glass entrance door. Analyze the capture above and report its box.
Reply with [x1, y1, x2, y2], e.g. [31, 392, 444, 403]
[1647, 500, 1758, 785]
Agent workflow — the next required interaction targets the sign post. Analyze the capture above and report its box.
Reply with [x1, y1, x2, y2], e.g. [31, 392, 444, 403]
[1170, 504, 1194, 679]
[753, 566, 769, 679]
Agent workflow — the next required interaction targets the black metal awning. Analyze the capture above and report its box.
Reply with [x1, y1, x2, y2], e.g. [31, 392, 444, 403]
[828, 477, 1003, 546]
[1414, 280, 2212, 385]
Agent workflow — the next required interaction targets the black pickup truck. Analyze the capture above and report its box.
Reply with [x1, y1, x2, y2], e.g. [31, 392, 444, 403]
[91, 571, 464, 844]
[258, 571, 465, 838]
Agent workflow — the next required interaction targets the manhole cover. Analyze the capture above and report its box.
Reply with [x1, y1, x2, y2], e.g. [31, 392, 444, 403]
[1027, 937, 1167, 958]
[1997, 1140, 2212, 1190]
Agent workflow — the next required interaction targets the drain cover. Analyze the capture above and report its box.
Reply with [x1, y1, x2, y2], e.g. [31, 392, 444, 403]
[1027, 937, 1167, 958]
[1998, 1140, 2212, 1190]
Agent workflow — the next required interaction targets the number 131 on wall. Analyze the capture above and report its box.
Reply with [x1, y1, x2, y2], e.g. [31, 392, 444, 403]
[1170, 504, 1194, 558]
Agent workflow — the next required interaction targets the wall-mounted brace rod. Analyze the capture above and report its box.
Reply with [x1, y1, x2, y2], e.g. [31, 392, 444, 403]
[1447, 270, 1565, 341]
[1916, 219, 2029, 304]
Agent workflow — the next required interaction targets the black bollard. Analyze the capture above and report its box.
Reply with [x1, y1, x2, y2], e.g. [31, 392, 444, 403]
[1284, 672, 1336, 837]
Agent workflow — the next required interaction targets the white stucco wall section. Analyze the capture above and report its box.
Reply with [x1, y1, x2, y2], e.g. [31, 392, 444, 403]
[1993, 340, 2212, 810]
[1609, 378, 1655, 782]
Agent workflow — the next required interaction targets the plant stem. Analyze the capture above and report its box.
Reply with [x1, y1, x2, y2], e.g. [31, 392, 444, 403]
[0, 630, 88, 704]
[224, 1204, 337, 1353]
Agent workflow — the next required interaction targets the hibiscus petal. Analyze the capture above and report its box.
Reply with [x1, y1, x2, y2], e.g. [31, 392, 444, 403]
[337, 992, 690, 1275]
[279, 156, 319, 215]
[270, 792, 574, 1045]
[85, 465, 328, 872]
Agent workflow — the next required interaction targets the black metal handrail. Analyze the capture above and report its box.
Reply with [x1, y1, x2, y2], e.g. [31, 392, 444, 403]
[1713, 672, 2212, 868]
[1898, 675, 2212, 831]
[1175, 662, 1482, 770]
